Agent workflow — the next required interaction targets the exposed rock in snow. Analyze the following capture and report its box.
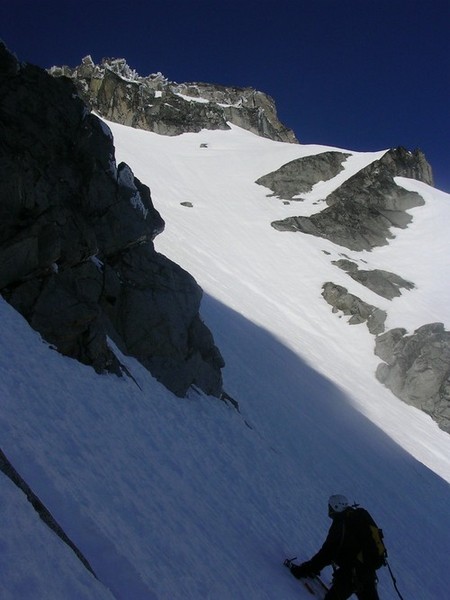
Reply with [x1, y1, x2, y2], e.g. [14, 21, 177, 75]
[321, 282, 387, 335]
[331, 259, 415, 299]
[255, 151, 350, 200]
[375, 323, 450, 433]
[271, 147, 433, 250]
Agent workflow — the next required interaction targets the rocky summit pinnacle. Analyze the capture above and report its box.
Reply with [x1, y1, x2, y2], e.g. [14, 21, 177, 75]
[49, 55, 298, 143]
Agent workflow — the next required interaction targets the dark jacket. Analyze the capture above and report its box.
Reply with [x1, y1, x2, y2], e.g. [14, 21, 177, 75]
[308, 507, 361, 572]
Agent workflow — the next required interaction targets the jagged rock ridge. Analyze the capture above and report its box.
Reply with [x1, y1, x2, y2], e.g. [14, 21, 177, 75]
[0, 43, 224, 398]
[49, 55, 297, 143]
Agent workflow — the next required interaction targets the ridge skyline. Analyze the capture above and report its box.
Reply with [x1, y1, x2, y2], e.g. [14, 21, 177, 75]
[3, 0, 449, 192]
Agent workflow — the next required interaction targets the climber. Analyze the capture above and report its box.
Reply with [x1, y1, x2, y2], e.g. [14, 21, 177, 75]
[289, 495, 382, 600]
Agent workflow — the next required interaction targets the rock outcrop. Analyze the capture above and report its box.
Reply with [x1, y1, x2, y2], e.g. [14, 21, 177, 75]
[0, 43, 224, 397]
[321, 282, 386, 335]
[255, 151, 350, 200]
[49, 56, 297, 143]
[331, 259, 415, 299]
[271, 147, 433, 250]
[375, 324, 450, 433]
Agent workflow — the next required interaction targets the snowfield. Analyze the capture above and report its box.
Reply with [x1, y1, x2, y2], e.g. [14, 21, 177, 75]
[1, 122, 449, 599]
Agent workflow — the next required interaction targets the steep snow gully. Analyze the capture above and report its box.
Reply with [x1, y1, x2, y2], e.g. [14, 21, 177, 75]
[1, 120, 449, 599]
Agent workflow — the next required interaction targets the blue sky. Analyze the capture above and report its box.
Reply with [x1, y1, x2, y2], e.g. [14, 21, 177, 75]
[3, 0, 449, 191]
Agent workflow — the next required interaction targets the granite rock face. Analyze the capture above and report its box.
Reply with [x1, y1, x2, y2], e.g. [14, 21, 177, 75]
[255, 151, 350, 200]
[271, 147, 433, 250]
[0, 43, 224, 397]
[375, 324, 450, 433]
[49, 56, 297, 143]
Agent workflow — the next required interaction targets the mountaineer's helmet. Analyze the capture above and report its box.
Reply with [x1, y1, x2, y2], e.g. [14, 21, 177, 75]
[328, 494, 349, 517]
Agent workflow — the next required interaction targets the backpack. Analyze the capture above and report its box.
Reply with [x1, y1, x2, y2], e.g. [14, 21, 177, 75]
[348, 506, 387, 570]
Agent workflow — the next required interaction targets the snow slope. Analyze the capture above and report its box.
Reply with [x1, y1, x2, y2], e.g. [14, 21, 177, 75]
[111, 121, 450, 475]
[1, 122, 449, 599]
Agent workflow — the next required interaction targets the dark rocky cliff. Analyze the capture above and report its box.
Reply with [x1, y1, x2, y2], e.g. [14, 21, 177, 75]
[0, 43, 224, 397]
[49, 56, 297, 143]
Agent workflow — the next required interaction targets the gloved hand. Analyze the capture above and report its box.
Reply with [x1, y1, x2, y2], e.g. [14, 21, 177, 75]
[290, 561, 318, 579]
